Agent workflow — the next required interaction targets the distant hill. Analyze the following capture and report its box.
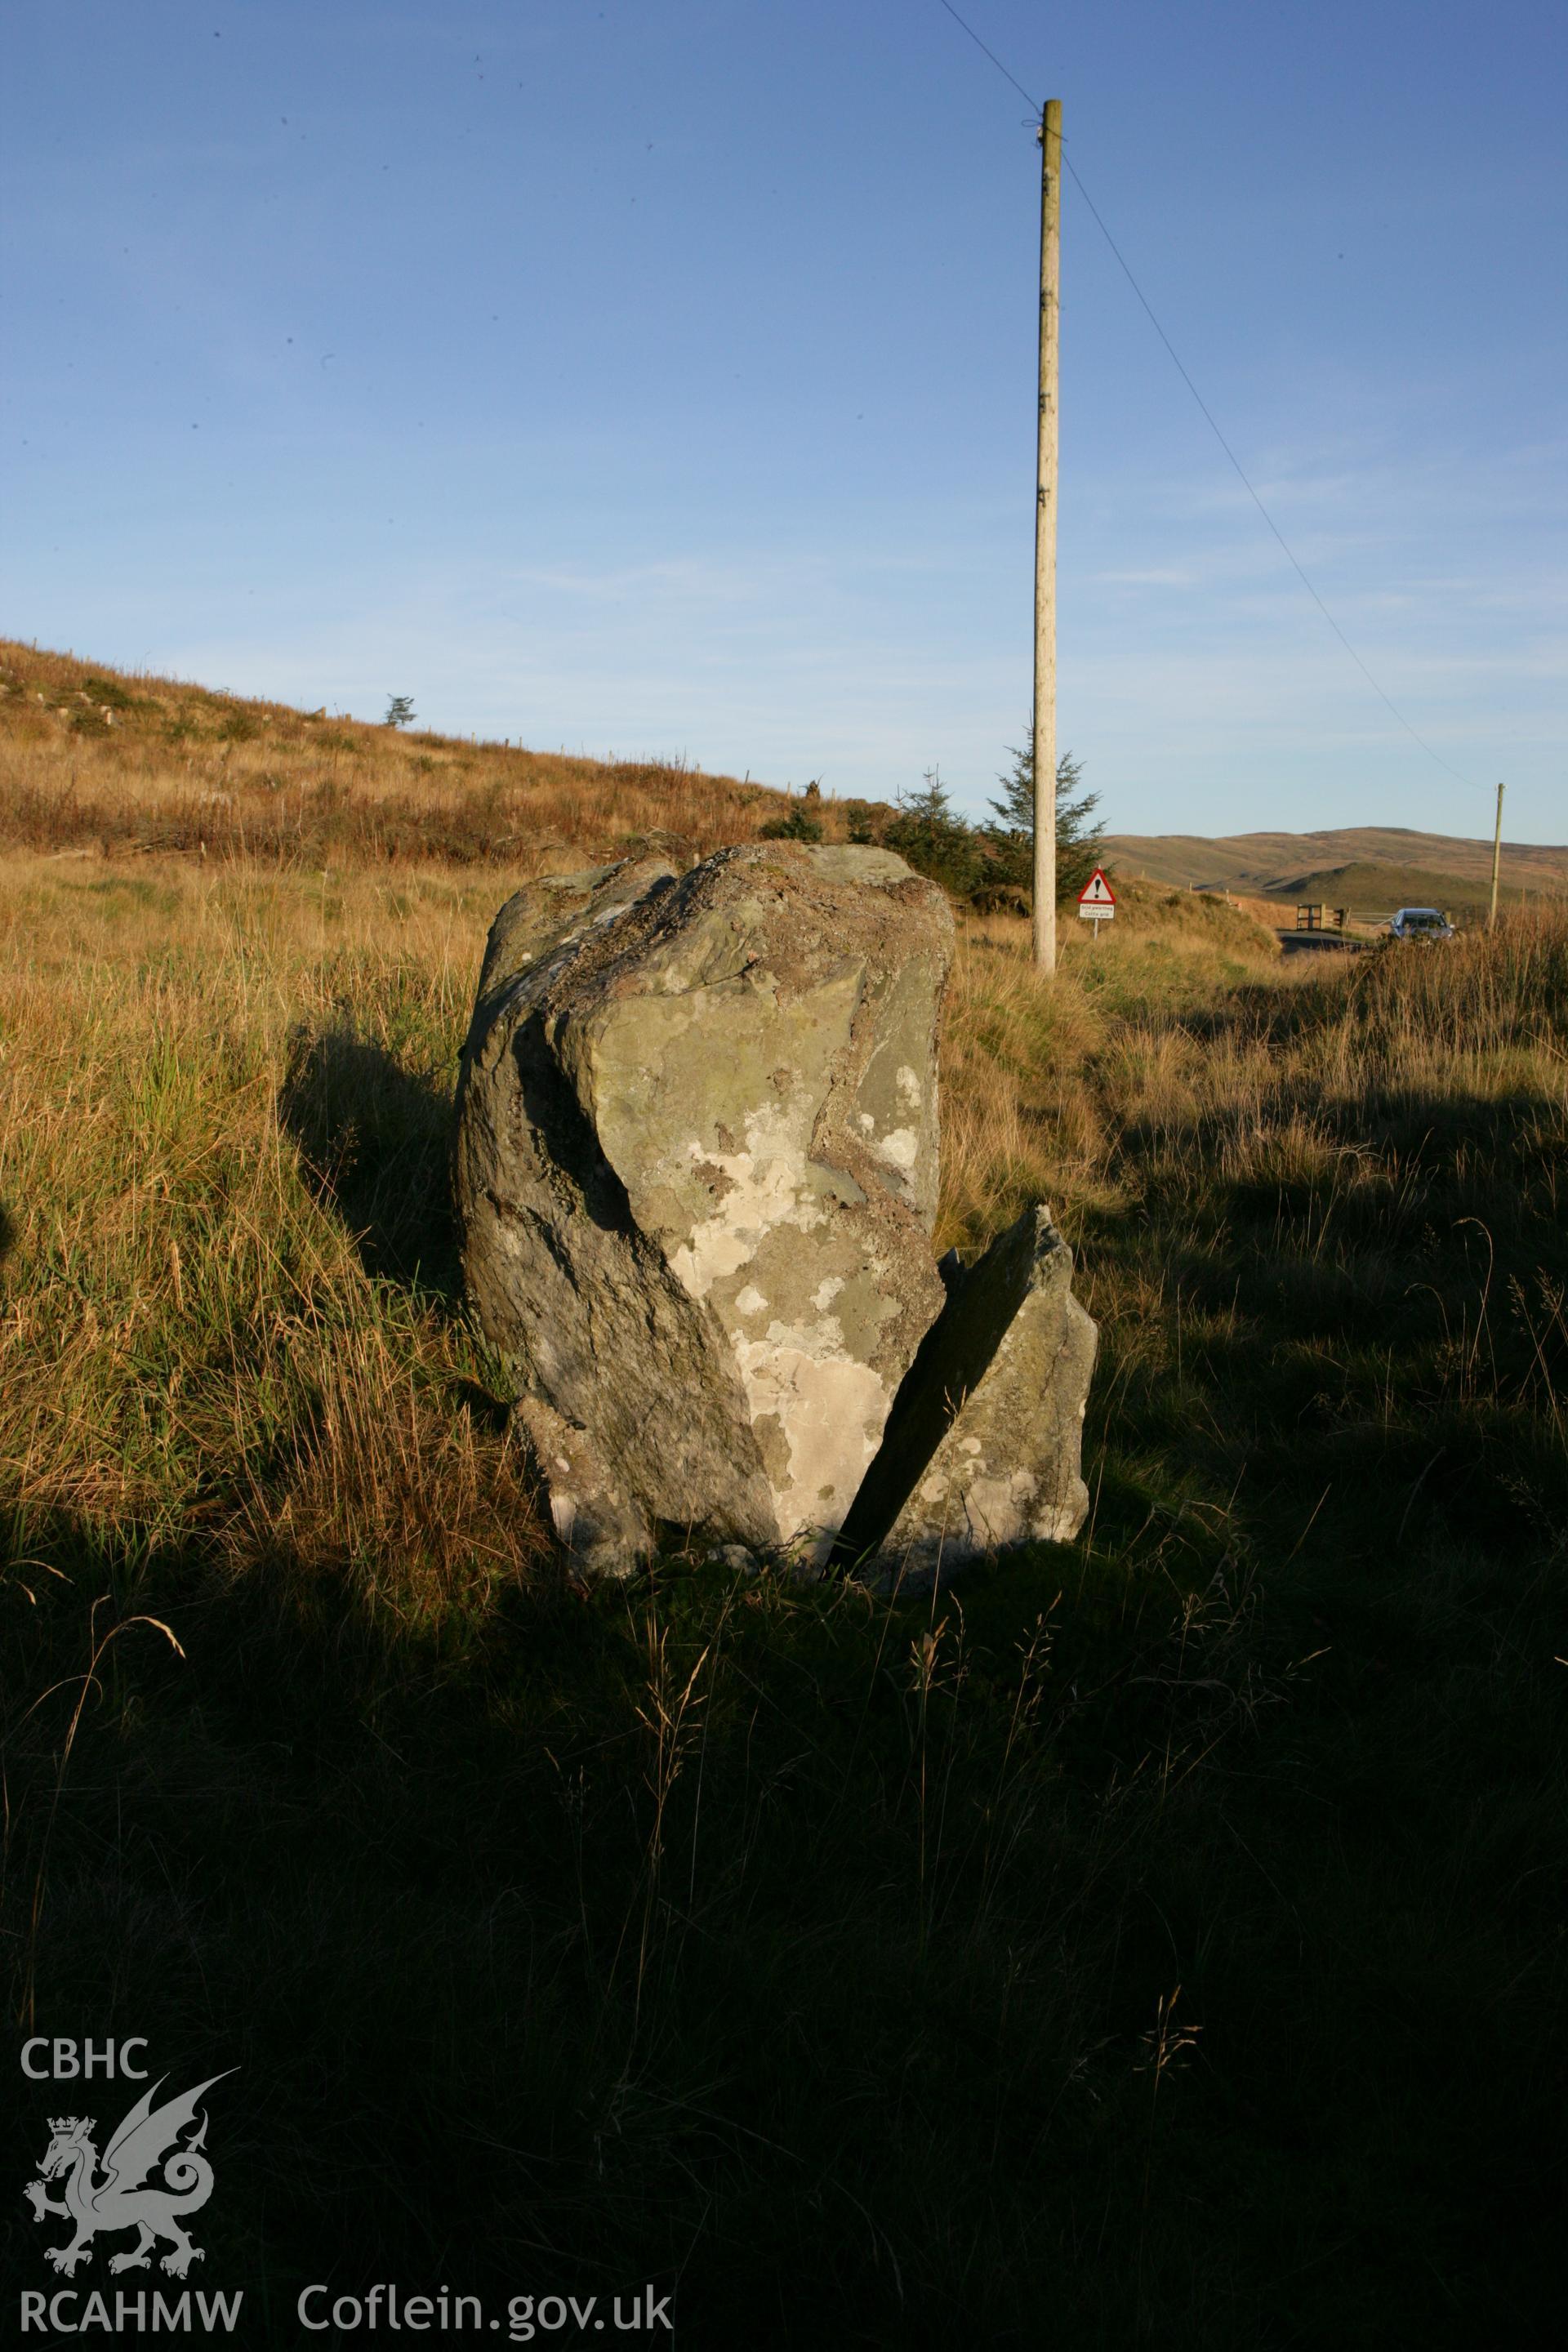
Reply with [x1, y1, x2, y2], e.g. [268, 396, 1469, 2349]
[1099, 826, 1568, 919]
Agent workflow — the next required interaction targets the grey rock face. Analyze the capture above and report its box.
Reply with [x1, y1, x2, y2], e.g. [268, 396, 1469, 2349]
[455, 844, 955, 1567]
[832, 1208, 1097, 1583]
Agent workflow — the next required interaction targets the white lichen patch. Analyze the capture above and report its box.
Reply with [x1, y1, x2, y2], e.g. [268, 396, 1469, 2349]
[735, 1284, 768, 1317]
[667, 1100, 821, 1300]
[872, 1127, 920, 1174]
[896, 1064, 922, 1107]
[812, 1276, 844, 1311]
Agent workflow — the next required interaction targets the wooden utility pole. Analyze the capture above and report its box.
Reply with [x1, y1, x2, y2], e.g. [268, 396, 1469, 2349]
[1031, 100, 1062, 973]
[1488, 781, 1505, 929]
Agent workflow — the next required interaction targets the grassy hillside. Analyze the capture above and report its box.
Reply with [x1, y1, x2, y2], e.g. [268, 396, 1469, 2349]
[1102, 822, 1568, 918]
[0, 635, 826, 866]
[2, 665, 1566, 2344]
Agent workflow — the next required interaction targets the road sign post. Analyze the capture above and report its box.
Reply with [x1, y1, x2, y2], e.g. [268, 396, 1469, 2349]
[1076, 867, 1116, 944]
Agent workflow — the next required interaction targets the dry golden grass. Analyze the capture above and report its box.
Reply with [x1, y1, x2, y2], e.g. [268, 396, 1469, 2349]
[0, 656, 1558, 1628]
[0, 635, 1294, 1633]
[937, 884, 1283, 1251]
[0, 841, 1284, 1626]
[0, 853, 552, 1625]
[14, 812, 1529, 1626]
[0, 635, 854, 871]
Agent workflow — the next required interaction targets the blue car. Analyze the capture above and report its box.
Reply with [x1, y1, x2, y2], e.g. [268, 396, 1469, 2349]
[1388, 906, 1455, 941]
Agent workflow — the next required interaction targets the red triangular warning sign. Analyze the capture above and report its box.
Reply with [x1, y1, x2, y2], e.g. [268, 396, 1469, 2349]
[1077, 868, 1116, 906]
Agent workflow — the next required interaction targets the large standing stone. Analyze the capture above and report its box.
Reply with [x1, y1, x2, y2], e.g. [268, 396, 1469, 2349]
[832, 1208, 1097, 1582]
[455, 844, 955, 1569]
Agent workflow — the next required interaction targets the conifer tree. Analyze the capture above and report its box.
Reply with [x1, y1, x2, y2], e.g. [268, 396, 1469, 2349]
[884, 768, 984, 898]
[982, 727, 1103, 902]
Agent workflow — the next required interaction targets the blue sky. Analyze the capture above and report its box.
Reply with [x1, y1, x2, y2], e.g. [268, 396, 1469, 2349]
[3, 0, 1563, 838]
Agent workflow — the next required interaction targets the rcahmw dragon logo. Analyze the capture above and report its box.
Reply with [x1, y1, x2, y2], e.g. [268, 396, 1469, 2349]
[24, 2072, 234, 2278]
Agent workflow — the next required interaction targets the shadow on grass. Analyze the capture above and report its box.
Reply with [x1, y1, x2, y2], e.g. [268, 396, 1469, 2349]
[1102, 1062, 1566, 1267]
[1082, 1075, 1568, 1559]
[4, 1405, 1566, 2348]
[278, 1022, 460, 1298]
[1173, 924, 1568, 1058]
[0, 1505, 1140, 2344]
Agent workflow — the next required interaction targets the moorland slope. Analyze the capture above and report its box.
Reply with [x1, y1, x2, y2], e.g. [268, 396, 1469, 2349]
[0, 635, 831, 867]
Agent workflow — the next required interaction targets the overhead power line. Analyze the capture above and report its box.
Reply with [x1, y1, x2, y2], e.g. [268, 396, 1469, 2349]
[932, 0, 1474, 790]
[933, 0, 1039, 113]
